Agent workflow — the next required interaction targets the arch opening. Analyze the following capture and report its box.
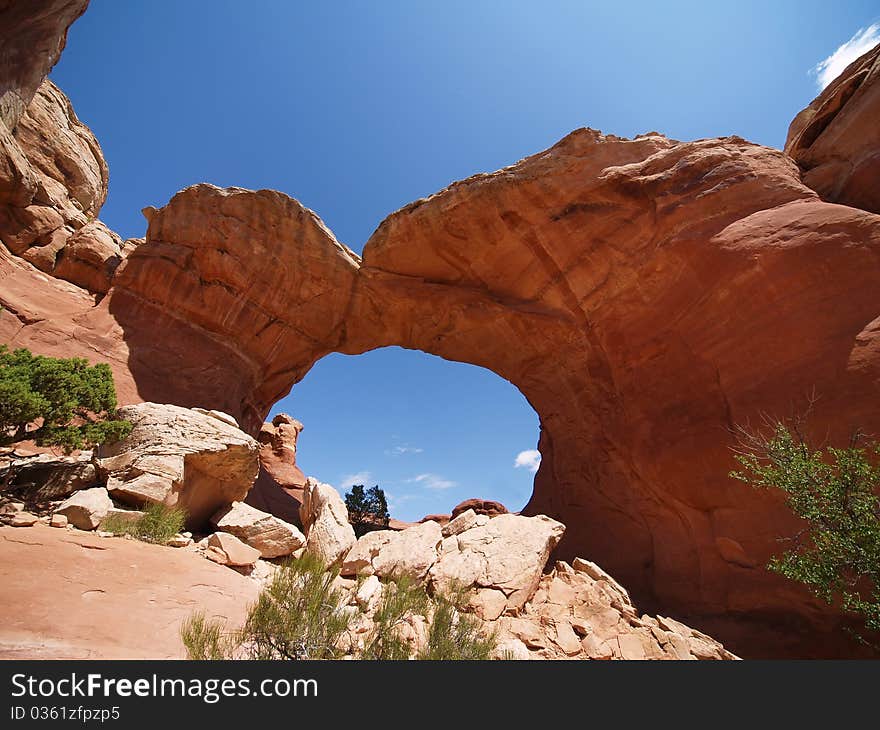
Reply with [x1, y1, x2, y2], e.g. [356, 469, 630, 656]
[266, 346, 541, 523]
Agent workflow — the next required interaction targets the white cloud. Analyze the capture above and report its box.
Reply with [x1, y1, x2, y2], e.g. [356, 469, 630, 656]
[813, 23, 880, 91]
[514, 449, 541, 473]
[385, 445, 424, 456]
[338, 471, 372, 490]
[384, 490, 417, 509]
[407, 473, 457, 490]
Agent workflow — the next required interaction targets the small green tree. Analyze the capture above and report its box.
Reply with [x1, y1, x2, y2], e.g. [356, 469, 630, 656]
[345, 484, 390, 537]
[0, 345, 131, 453]
[730, 422, 880, 638]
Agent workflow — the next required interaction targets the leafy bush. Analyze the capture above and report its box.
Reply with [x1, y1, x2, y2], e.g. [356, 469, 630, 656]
[180, 611, 232, 660]
[181, 553, 353, 660]
[731, 422, 880, 637]
[101, 503, 186, 545]
[361, 575, 429, 660]
[181, 560, 497, 661]
[344, 484, 390, 537]
[419, 585, 497, 660]
[0, 345, 131, 453]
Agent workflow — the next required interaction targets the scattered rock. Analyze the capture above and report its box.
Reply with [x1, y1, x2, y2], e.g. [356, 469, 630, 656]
[10, 512, 38, 527]
[0, 501, 25, 515]
[354, 575, 382, 611]
[441, 508, 478, 537]
[49, 514, 67, 528]
[167, 534, 192, 548]
[54, 487, 112, 530]
[211, 501, 304, 558]
[299, 478, 355, 566]
[205, 532, 261, 567]
[340, 530, 394, 576]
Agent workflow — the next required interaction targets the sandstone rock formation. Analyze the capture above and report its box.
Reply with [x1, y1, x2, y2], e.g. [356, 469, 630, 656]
[451, 499, 508, 519]
[97, 403, 259, 530]
[0, 451, 98, 502]
[341, 511, 565, 620]
[3, 3, 880, 656]
[493, 560, 737, 660]
[54, 486, 111, 530]
[299, 478, 356, 565]
[205, 531, 261, 568]
[341, 521, 444, 581]
[430, 514, 566, 619]
[0, 524, 259, 659]
[211, 501, 305, 559]
[786, 43, 880, 213]
[244, 413, 307, 527]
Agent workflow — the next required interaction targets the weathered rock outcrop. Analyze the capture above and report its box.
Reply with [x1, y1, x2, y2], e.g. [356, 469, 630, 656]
[0, 0, 88, 132]
[211, 501, 305, 558]
[0, 80, 125, 292]
[0, 451, 98, 502]
[97, 403, 259, 530]
[299, 478, 356, 565]
[451, 499, 508, 520]
[3, 5, 880, 656]
[430, 513, 566, 619]
[244, 413, 307, 527]
[341, 511, 565, 620]
[493, 560, 738, 660]
[786, 43, 880, 213]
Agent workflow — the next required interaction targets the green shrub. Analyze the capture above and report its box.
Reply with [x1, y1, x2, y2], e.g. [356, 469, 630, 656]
[242, 552, 353, 659]
[731, 422, 880, 638]
[0, 345, 131, 453]
[102, 503, 186, 545]
[180, 560, 497, 660]
[180, 611, 232, 660]
[361, 575, 429, 660]
[182, 553, 354, 660]
[419, 585, 497, 660]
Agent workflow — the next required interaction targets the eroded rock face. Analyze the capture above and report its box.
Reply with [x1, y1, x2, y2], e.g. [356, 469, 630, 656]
[299, 478, 356, 565]
[0, 80, 117, 290]
[429, 514, 566, 619]
[211, 501, 305, 559]
[244, 413, 307, 527]
[97, 403, 259, 531]
[786, 44, 880, 213]
[0, 0, 88, 132]
[451, 499, 508, 520]
[493, 560, 738, 660]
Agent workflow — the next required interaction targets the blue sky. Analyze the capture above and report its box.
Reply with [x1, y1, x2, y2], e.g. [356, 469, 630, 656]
[51, 1, 879, 520]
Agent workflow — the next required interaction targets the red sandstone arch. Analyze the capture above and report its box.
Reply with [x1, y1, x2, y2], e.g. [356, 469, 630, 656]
[4, 2, 880, 657]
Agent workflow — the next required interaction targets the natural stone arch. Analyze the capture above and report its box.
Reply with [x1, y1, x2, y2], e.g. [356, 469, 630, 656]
[93, 128, 880, 658]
